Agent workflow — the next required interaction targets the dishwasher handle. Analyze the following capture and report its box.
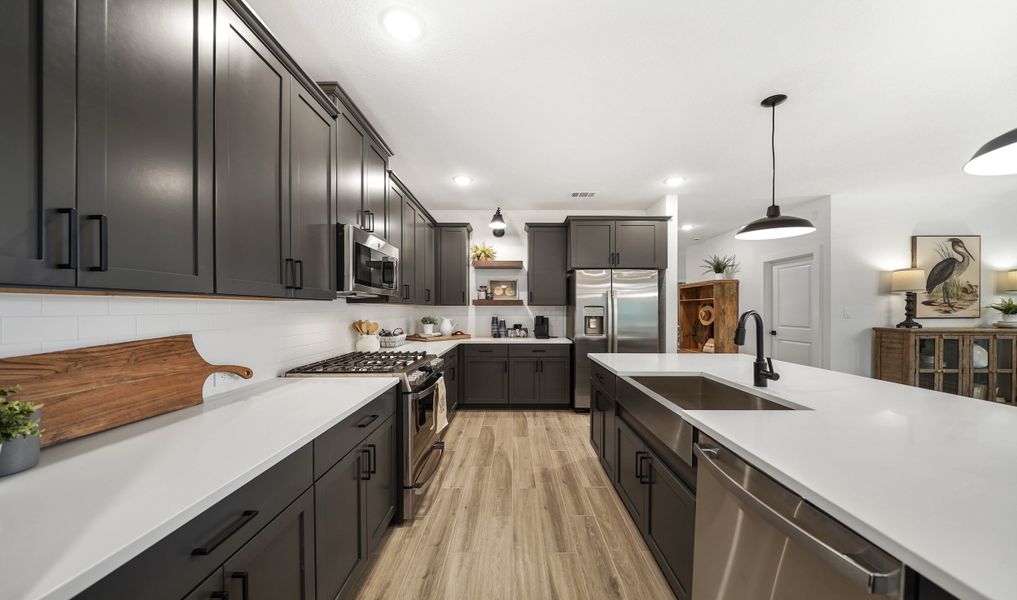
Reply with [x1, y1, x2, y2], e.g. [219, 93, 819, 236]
[694, 443, 902, 596]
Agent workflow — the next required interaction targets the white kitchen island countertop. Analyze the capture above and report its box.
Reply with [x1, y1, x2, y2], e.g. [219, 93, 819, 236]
[590, 352, 1017, 600]
[0, 377, 399, 600]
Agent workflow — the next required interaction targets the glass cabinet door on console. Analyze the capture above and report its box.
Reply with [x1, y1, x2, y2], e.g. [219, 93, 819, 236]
[916, 335, 961, 394]
[967, 335, 993, 401]
[996, 336, 1015, 405]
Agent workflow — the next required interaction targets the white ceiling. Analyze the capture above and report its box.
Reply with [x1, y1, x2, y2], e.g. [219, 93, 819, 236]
[247, 0, 1017, 237]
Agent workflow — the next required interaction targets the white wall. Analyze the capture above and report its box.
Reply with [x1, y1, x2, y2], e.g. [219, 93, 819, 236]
[429, 208, 649, 340]
[684, 197, 833, 366]
[830, 191, 1017, 376]
[648, 194, 680, 352]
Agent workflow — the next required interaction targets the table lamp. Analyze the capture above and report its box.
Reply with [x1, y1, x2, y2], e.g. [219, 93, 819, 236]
[891, 268, 926, 328]
[1007, 269, 1017, 292]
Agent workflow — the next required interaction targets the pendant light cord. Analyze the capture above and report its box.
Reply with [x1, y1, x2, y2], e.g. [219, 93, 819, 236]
[770, 103, 776, 207]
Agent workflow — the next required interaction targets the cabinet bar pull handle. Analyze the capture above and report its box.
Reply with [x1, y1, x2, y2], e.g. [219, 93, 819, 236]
[231, 572, 250, 600]
[462, 290, 465, 304]
[367, 443, 377, 474]
[88, 214, 108, 272]
[56, 208, 77, 269]
[192, 510, 259, 556]
[635, 451, 647, 482]
[361, 448, 372, 480]
[295, 260, 304, 289]
[209, 592, 229, 599]
[355, 414, 379, 428]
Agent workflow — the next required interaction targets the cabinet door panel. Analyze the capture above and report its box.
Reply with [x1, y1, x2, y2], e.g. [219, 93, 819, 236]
[214, 2, 291, 297]
[225, 488, 315, 600]
[365, 416, 397, 554]
[184, 568, 225, 600]
[539, 358, 570, 405]
[463, 358, 508, 404]
[77, 0, 214, 293]
[569, 221, 613, 269]
[315, 446, 365, 600]
[590, 384, 604, 456]
[615, 220, 667, 269]
[414, 210, 428, 304]
[336, 112, 365, 227]
[614, 418, 646, 525]
[646, 454, 695, 599]
[363, 143, 387, 239]
[437, 227, 470, 305]
[603, 392, 617, 479]
[290, 85, 335, 300]
[0, 0, 75, 287]
[400, 199, 417, 303]
[509, 358, 539, 404]
[423, 221, 435, 304]
[527, 226, 567, 305]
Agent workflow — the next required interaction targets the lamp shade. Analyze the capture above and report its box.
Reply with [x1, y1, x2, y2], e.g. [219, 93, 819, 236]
[1006, 269, 1017, 292]
[735, 204, 816, 240]
[489, 207, 506, 230]
[964, 127, 1017, 176]
[891, 268, 927, 293]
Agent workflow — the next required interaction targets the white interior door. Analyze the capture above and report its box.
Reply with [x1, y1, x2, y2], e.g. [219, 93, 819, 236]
[768, 254, 819, 367]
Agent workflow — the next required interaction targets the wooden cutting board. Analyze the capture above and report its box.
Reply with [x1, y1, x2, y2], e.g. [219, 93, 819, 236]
[0, 335, 252, 447]
[405, 333, 473, 342]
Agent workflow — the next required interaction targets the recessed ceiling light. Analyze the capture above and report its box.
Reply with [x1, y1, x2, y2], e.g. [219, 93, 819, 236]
[381, 8, 422, 42]
[680, 224, 695, 231]
[664, 177, 685, 187]
[452, 175, 473, 186]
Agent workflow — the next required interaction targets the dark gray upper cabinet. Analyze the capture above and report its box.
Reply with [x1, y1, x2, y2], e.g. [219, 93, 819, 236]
[436, 224, 472, 306]
[387, 180, 403, 260]
[76, 0, 215, 293]
[289, 84, 336, 300]
[424, 222, 436, 305]
[224, 488, 315, 600]
[400, 196, 417, 303]
[214, 1, 291, 297]
[567, 218, 669, 270]
[569, 220, 615, 269]
[0, 0, 76, 288]
[363, 143, 388, 239]
[335, 112, 365, 228]
[414, 211, 432, 305]
[525, 224, 567, 305]
[615, 220, 667, 269]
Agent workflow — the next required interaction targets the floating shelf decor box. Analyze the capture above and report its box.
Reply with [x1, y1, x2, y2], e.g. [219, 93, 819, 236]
[678, 279, 739, 354]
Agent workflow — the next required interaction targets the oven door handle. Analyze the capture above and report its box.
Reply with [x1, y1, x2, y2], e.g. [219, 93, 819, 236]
[407, 375, 444, 401]
[411, 441, 445, 494]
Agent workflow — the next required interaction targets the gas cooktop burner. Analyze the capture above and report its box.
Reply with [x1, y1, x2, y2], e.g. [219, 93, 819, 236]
[285, 350, 433, 376]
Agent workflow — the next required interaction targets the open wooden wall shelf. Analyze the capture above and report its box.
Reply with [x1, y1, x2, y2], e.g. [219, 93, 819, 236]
[679, 279, 739, 353]
[472, 260, 524, 269]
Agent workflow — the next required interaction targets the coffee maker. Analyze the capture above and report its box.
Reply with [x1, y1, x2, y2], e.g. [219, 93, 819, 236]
[534, 316, 550, 339]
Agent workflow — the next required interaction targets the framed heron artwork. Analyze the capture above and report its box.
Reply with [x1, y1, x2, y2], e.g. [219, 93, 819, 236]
[911, 235, 981, 318]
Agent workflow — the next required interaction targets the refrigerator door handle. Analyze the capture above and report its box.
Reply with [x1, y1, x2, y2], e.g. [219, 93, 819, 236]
[609, 289, 619, 353]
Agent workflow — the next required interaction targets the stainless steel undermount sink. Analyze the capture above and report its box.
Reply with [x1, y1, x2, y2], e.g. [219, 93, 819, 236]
[630, 376, 797, 411]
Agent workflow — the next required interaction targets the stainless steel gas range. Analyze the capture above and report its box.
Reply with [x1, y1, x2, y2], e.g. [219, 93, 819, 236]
[285, 350, 447, 521]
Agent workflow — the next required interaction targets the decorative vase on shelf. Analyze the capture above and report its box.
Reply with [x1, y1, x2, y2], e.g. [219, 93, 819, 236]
[355, 334, 380, 352]
[439, 318, 456, 337]
[422, 323, 435, 335]
[714, 272, 726, 280]
[1004, 314, 1017, 323]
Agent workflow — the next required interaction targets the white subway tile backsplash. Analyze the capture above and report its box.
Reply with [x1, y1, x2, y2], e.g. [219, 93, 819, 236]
[41, 296, 109, 316]
[109, 297, 161, 315]
[0, 295, 43, 316]
[137, 314, 182, 336]
[3, 317, 78, 344]
[0, 342, 42, 359]
[78, 315, 138, 340]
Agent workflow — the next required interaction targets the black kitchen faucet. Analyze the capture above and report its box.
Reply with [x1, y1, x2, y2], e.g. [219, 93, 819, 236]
[733, 310, 780, 387]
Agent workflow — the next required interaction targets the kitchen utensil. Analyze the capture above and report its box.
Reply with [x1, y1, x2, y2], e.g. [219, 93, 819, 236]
[0, 335, 252, 447]
[368, 322, 379, 335]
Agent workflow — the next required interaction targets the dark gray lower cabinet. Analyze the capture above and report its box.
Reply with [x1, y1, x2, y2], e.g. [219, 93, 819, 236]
[614, 417, 647, 523]
[314, 440, 365, 600]
[463, 346, 571, 406]
[590, 380, 616, 479]
[509, 358, 539, 403]
[539, 358, 570, 405]
[224, 488, 315, 600]
[184, 568, 225, 600]
[441, 349, 460, 416]
[645, 454, 695, 600]
[364, 416, 397, 553]
[463, 358, 509, 404]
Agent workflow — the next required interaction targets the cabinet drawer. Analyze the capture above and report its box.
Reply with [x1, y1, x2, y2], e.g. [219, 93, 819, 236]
[314, 388, 397, 480]
[508, 344, 571, 358]
[79, 445, 313, 600]
[591, 361, 616, 397]
[463, 344, 508, 358]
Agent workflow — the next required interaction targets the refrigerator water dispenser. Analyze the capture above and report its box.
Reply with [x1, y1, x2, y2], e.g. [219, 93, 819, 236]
[584, 307, 605, 335]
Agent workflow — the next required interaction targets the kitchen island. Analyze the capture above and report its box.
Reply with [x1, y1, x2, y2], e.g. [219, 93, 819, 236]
[591, 352, 1017, 600]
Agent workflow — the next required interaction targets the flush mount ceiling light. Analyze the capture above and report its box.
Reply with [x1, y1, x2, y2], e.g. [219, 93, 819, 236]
[680, 224, 695, 231]
[452, 175, 473, 186]
[489, 207, 506, 237]
[964, 127, 1017, 176]
[664, 176, 685, 187]
[735, 94, 816, 241]
[381, 8, 422, 42]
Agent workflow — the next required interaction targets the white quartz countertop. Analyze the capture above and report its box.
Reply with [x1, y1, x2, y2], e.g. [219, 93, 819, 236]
[0, 377, 399, 600]
[590, 353, 1017, 600]
[399, 336, 572, 355]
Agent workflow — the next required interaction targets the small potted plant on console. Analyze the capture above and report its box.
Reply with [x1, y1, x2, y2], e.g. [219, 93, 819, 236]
[0, 385, 44, 477]
[987, 297, 1017, 327]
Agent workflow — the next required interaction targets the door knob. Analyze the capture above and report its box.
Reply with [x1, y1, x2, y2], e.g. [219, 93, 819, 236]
[769, 330, 777, 336]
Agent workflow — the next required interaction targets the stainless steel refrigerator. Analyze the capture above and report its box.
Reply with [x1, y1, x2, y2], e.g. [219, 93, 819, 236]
[568, 269, 663, 410]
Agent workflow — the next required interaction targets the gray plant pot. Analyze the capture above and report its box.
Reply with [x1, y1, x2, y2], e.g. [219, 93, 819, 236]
[0, 409, 41, 478]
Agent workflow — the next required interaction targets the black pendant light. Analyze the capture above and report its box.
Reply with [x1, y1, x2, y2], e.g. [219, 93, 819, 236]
[964, 127, 1017, 175]
[735, 94, 816, 241]
[489, 207, 506, 237]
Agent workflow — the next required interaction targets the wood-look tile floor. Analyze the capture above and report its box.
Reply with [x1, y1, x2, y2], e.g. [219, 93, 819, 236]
[355, 410, 675, 600]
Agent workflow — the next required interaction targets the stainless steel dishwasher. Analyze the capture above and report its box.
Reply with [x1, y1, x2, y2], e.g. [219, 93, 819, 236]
[693, 434, 903, 600]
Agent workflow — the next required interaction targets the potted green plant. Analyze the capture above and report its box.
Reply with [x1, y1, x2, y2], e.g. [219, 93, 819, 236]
[987, 298, 1017, 324]
[702, 254, 737, 280]
[470, 243, 497, 263]
[0, 385, 44, 477]
[420, 315, 439, 336]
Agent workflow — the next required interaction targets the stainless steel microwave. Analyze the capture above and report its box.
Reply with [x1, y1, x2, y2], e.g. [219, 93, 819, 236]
[337, 223, 399, 297]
